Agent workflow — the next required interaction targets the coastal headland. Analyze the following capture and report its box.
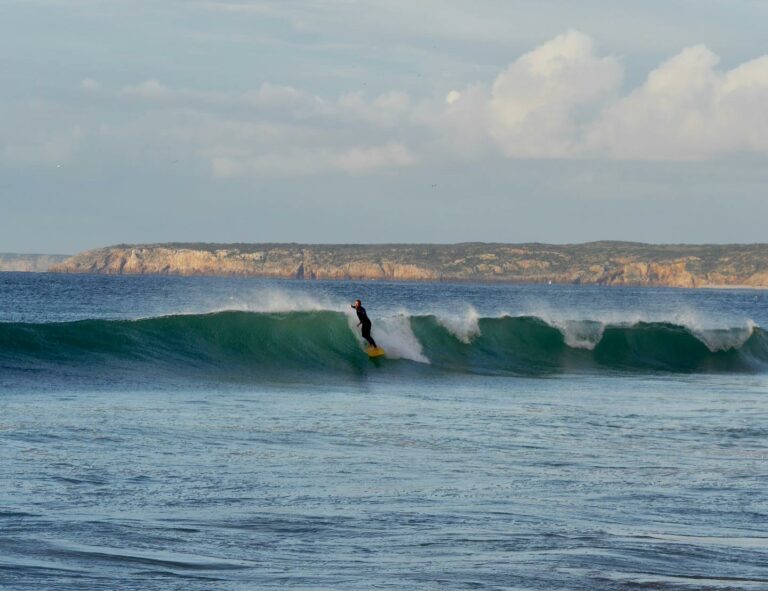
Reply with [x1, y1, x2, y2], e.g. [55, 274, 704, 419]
[48, 242, 768, 288]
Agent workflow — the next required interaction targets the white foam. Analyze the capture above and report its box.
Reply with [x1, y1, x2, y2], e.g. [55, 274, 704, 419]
[551, 319, 605, 350]
[693, 321, 756, 352]
[436, 306, 481, 344]
[210, 288, 337, 314]
[514, 302, 760, 352]
[347, 311, 429, 364]
[648, 308, 757, 351]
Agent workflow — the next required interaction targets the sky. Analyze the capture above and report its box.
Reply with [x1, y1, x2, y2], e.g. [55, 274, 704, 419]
[1, 0, 767, 253]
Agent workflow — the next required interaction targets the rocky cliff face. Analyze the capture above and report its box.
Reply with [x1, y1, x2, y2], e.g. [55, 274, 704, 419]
[50, 242, 768, 288]
[0, 254, 70, 272]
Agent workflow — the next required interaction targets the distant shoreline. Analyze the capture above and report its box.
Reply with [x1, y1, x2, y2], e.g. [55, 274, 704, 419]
[45, 242, 768, 289]
[0, 253, 70, 273]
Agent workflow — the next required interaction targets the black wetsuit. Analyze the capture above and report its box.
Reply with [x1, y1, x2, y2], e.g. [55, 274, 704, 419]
[356, 306, 377, 348]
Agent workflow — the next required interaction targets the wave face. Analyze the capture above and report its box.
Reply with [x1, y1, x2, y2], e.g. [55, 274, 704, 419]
[413, 316, 767, 374]
[1, 311, 767, 383]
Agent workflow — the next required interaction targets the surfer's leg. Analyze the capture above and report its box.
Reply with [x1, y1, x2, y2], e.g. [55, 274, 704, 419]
[362, 325, 377, 348]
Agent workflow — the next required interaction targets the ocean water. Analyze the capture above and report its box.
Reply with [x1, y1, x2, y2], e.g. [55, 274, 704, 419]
[1, 273, 767, 590]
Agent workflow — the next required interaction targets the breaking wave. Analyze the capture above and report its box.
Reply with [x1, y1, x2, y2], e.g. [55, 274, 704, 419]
[1, 311, 766, 384]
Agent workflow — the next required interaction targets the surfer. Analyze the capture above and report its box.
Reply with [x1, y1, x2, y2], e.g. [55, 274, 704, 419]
[352, 299, 378, 348]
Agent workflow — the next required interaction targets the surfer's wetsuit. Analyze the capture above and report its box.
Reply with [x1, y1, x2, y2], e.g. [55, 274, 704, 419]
[356, 306, 377, 348]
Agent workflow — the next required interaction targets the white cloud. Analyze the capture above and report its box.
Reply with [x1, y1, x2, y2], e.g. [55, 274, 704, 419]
[585, 47, 768, 159]
[71, 33, 768, 179]
[443, 32, 768, 160]
[445, 90, 461, 105]
[338, 91, 412, 127]
[487, 30, 622, 157]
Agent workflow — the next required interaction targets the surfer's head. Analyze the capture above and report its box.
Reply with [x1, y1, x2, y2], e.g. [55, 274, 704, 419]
[352, 299, 362, 309]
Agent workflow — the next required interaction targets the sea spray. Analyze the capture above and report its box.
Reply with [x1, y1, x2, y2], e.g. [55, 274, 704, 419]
[362, 312, 429, 363]
[550, 319, 605, 350]
[436, 306, 482, 344]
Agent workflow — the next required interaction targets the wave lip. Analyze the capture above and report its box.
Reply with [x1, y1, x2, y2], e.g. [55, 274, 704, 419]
[409, 314, 768, 374]
[0, 311, 766, 382]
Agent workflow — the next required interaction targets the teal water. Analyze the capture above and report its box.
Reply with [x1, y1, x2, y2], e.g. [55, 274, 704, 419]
[1, 274, 767, 589]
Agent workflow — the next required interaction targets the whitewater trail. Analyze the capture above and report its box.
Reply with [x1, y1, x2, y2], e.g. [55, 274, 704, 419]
[352, 312, 429, 364]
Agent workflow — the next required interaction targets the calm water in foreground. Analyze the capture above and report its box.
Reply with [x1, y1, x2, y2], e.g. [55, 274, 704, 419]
[1, 273, 767, 590]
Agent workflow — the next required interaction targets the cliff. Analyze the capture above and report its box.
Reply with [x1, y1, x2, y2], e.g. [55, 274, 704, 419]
[49, 242, 768, 288]
[0, 253, 70, 273]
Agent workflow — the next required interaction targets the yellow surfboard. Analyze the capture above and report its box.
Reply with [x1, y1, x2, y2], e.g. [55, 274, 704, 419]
[366, 346, 386, 358]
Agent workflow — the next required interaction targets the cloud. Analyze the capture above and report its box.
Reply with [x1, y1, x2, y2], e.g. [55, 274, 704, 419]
[97, 79, 418, 177]
[489, 30, 622, 157]
[337, 91, 412, 127]
[442, 32, 768, 160]
[584, 46, 768, 159]
[176, 117, 415, 177]
[68, 32, 768, 180]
